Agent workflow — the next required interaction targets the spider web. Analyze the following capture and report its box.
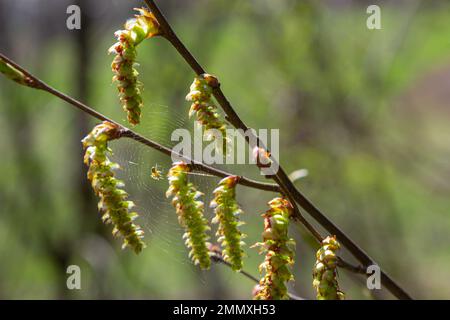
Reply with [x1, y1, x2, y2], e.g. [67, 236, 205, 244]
[109, 102, 220, 280]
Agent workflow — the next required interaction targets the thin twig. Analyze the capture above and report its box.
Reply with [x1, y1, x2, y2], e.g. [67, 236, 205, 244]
[210, 253, 304, 300]
[0, 52, 279, 194]
[143, 0, 412, 300]
[337, 258, 366, 274]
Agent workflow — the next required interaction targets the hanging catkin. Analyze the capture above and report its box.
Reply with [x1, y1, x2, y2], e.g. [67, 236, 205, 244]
[186, 74, 228, 152]
[166, 162, 211, 269]
[109, 8, 161, 125]
[313, 236, 345, 300]
[210, 176, 245, 271]
[253, 198, 295, 300]
[82, 121, 145, 254]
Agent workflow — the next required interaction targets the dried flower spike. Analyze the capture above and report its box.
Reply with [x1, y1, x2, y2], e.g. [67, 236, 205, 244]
[252, 198, 295, 300]
[82, 121, 145, 254]
[313, 236, 345, 300]
[210, 176, 245, 271]
[109, 8, 161, 125]
[186, 74, 228, 152]
[166, 162, 211, 269]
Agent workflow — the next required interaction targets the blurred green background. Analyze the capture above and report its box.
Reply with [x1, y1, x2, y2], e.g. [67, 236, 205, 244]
[0, 0, 449, 299]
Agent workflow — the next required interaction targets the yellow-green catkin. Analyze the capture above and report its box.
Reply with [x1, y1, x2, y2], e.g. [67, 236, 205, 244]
[0, 58, 33, 87]
[109, 8, 161, 125]
[186, 74, 228, 152]
[166, 162, 211, 269]
[82, 121, 145, 254]
[210, 176, 245, 271]
[313, 236, 345, 300]
[253, 198, 295, 300]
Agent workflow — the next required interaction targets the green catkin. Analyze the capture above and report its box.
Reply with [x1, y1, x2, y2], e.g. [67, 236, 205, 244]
[210, 176, 245, 271]
[186, 74, 228, 152]
[166, 162, 211, 269]
[82, 121, 145, 254]
[313, 236, 345, 300]
[109, 8, 161, 125]
[253, 198, 295, 300]
[0, 59, 33, 87]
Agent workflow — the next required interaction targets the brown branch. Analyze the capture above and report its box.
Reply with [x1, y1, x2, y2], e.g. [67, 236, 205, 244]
[337, 258, 366, 275]
[1, 53, 311, 301]
[143, 0, 412, 300]
[0, 52, 279, 194]
[143, 0, 325, 263]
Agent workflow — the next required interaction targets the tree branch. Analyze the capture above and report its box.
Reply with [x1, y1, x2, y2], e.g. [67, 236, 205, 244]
[0, 52, 279, 194]
[1, 50, 351, 300]
[143, 0, 412, 300]
[337, 258, 366, 274]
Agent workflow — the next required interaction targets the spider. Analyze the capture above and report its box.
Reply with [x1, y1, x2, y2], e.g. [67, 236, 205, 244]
[150, 164, 164, 180]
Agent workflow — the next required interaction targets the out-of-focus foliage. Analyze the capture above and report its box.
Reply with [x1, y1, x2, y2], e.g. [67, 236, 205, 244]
[0, 0, 449, 299]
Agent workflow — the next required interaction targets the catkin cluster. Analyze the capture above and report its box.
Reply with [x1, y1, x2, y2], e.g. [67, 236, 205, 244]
[210, 176, 245, 271]
[186, 74, 228, 151]
[82, 121, 145, 254]
[253, 198, 295, 300]
[109, 8, 161, 125]
[313, 236, 345, 300]
[166, 162, 211, 269]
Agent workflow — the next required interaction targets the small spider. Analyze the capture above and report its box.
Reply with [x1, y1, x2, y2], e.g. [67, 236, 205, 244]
[150, 164, 164, 180]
